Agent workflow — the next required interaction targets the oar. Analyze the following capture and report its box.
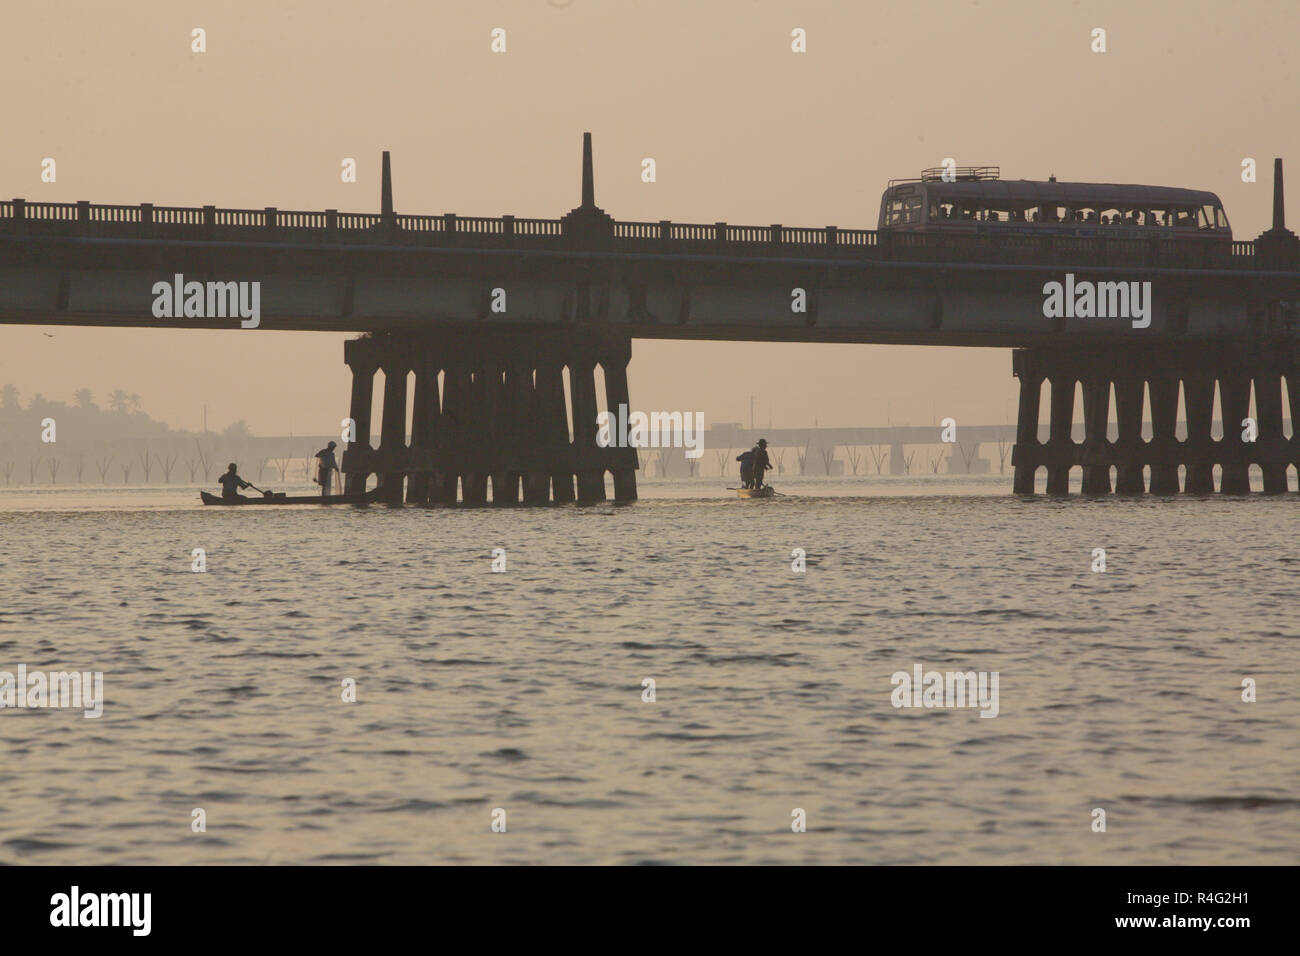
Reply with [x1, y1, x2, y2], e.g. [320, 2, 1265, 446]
[244, 481, 276, 499]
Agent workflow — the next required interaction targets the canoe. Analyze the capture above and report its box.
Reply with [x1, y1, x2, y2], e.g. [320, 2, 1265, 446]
[736, 486, 776, 499]
[200, 490, 382, 506]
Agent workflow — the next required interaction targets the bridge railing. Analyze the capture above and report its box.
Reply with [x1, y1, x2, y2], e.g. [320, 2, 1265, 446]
[0, 197, 1273, 269]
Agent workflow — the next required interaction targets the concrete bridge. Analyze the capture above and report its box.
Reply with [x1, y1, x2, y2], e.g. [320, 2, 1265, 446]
[2, 134, 1298, 502]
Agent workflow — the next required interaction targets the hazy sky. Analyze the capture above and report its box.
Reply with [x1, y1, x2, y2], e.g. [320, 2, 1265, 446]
[2, 0, 1296, 434]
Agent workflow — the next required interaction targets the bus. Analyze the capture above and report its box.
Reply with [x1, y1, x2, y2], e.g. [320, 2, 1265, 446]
[877, 166, 1231, 244]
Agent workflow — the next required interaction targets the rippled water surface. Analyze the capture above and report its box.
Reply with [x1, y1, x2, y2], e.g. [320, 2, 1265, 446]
[0, 476, 1296, 864]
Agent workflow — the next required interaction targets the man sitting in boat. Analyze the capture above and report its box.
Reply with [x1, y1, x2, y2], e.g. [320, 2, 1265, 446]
[752, 439, 773, 489]
[217, 462, 252, 501]
[736, 449, 755, 488]
[314, 441, 339, 496]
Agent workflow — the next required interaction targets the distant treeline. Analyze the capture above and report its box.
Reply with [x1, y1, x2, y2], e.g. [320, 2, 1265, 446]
[0, 383, 250, 442]
[0, 383, 343, 487]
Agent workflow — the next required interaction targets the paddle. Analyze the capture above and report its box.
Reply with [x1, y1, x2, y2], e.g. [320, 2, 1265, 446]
[244, 481, 277, 499]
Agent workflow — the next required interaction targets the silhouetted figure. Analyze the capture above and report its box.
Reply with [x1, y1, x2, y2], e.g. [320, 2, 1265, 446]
[737, 449, 755, 488]
[752, 438, 773, 489]
[217, 462, 251, 500]
[315, 441, 339, 496]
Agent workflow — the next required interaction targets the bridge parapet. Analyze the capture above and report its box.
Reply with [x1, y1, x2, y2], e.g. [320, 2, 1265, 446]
[0, 197, 1278, 271]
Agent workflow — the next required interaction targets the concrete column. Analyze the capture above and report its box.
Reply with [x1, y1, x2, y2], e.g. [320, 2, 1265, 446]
[1080, 373, 1112, 495]
[460, 364, 490, 505]
[1046, 373, 1075, 495]
[407, 360, 437, 503]
[570, 356, 606, 502]
[1253, 372, 1288, 493]
[1112, 376, 1146, 495]
[488, 361, 520, 506]
[1011, 357, 1042, 495]
[535, 363, 574, 502]
[344, 363, 374, 493]
[1147, 375, 1181, 495]
[1218, 371, 1251, 494]
[378, 361, 408, 502]
[1289, 367, 1300, 491]
[1182, 370, 1216, 494]
[506, 362, 548, 505]
[440, 362, 473, 504]
[602, 348, 638, 501]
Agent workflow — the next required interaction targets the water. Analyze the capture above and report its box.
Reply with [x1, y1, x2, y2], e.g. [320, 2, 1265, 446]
[0, 476, 1296, 864]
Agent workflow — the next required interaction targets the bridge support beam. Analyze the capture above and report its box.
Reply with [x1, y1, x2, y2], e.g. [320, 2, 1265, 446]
[1011, 354, 1043, 495]
[1217, 371, 1251, 494]
[1080, 372, 1111, 495]
[378, 360, 409, 503]
[1046, 372, 1075, 495]
[343, 361, 375, 494]
[1147, 374, 1181, 495]
[1182, 369, 1216, 494]
[341, 329, 638, 505]
[1112, 376, 1146, 495]
[1255, 372, 1288, 493]
[1011, 342, 1300, 498]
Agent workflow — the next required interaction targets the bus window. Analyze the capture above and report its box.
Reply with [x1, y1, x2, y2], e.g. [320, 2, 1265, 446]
[1200, 204, 1228, 229]
[1175, 207, 1197, 228]
[1100, 208, 1123, 225]
[886, 198, 904, 225]
[903, 196, 923, 224]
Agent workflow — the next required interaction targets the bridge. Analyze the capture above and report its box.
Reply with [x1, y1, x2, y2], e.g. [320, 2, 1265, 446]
[2, 134, 1298, 502]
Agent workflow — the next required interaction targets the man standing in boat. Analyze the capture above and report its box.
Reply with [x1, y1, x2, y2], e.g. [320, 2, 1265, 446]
[751, 438, 773, 489]
[314, 441, 339, 496]
[736, 448, 755, 488]
[217, 462, 252, 501]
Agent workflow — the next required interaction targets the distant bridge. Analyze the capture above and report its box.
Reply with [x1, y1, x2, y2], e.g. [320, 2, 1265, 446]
[2, 135, 1298, 501]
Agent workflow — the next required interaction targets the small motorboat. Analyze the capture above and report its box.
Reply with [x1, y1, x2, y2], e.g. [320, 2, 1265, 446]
[200, 489, 382, 506]
[735, 485, 776, 499]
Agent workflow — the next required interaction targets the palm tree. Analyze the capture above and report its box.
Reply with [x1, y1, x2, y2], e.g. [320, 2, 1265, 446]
[74, 388, 95, 409]
[1, 384, 19, 410]
[108, 390, 130, 414]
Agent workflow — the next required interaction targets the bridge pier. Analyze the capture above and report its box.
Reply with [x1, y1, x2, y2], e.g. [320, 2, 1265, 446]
[1045, 371, 1075, 495]
[1256, 372, 1288, 493]
[1182, 369, 1216, 494]
[344, 362, 375, 494]
[378, 360, 408, 503]
[1147, 374, 1180, 495]
[1112, 375, 1145, 495]
[1011, 343, 1300, 497]
[1011, 362, 1043, 494]
[340, 329, 638, 505]
[1080, 372, 1111, 495]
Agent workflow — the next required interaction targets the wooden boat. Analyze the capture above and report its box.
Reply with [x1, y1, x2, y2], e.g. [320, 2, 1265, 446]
[200, 489, 382, 506]
[735, 485, 776, 499]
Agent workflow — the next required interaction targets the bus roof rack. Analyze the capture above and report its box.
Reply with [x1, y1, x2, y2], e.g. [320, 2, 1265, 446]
[887, 166, 1001, 188]
[920, 166, 1000, 183]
